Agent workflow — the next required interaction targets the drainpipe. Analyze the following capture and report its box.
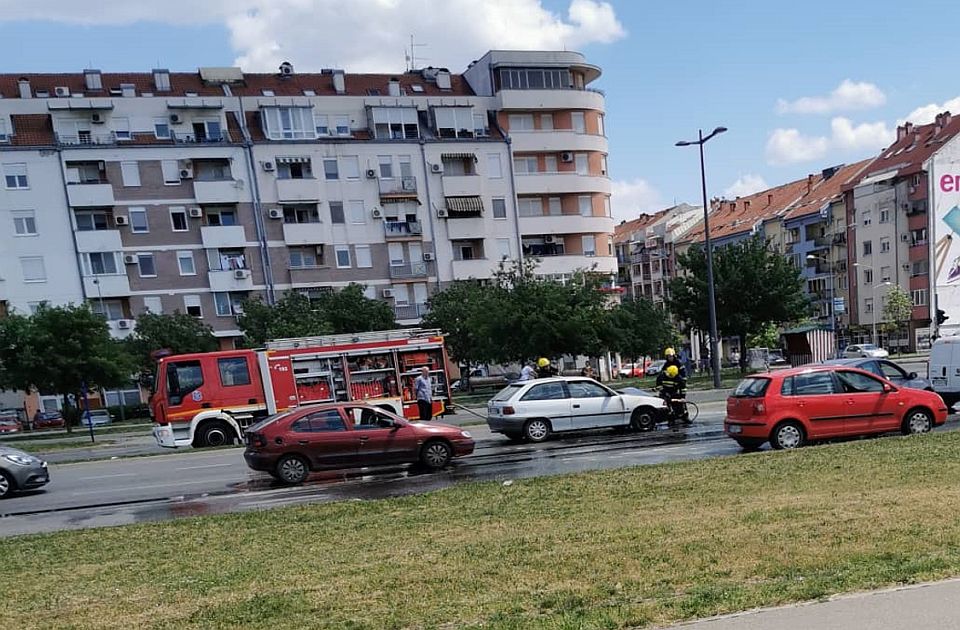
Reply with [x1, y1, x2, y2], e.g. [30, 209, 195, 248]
[54, 145, 90, 305]
[236, 101, 275, 304]
[503, 135, 524, 266]
[418, 138, 442, 288]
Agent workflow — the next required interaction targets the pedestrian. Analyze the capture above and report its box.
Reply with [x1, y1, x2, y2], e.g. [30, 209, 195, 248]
[580, 364, 595, 379]
[414, 366, 433, 422]
[519, 362, 536, 381]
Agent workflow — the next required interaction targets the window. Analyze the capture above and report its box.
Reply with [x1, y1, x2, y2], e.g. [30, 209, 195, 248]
[582, 235, 596, 257]
[865, 297, 874, 313]
[276, 158, 312, 180]
[392, 284, 410, 305]
[543, 155, 558, 173]
[91, 299, 124, 321]
[329, 201, 345, 224]
[434, 107, 475, 138]
[165, 360, 203, 403]
[334, 115, 350, 136]
[781, 372, 835, 396]
[217, 357, 251, 387]
[600, 155, 608, 176]
[143, 296, 162, 314]
[863, 240, 872, 256]
[880, 237, 890, 253]
[387, 242, 405, 266]
[487, 154, 502, 179]
[83, 252, 119, 275]
[12, 210, 37, 236]
[205, 207, 237, 226]
[4, 163, 28, 189]
[575, 154, 589, 175]
[514, 156, 538, 174]
[399, 155, 413, 178]
[355, 245, 372, 268]
[177, 251, 196, 276]
[323, 158, 339, 180]
[0, 119, 8, 142]
[912, 289, 928, 306]
[507, 114, 535, 131]
[598, 113, 605, 136]
[604, 196, 612, 217]
[499, 67, 571, 90]
[313, 114, 329, 136]
[862, 210, 872, 225]
[137, 253, 156, 278]
[290, 246, 319, 268]
[837, 371, 884, 393]
[496, 238, 512, 260]
[170, 207, 188, 232]
[911, 228, 928, 245]
[912, 260, 929, 277]
[20, 256, 46, 282]
[540, 113, 554, 130]
[578, 195, 592, 217]
[154, 118, 170, 139]
[208, 248, 246, 271]
[548, 197, 562, 216]
[517, 197, 542, 217]
[880, 266, 891, 282]
[378, 155, 394, 179]
[568, 380, 608, 398]
[261, 106, 316, 140]
[335, 246, 351, 268]
[348, 200, 365, 224]
[283, 205, 320, 224]
[572, 111, 586, 133]
[161, 160, 180, 185]
[183, 295, 202, 317]
[292, 410, 347, 433]
[521, 382, 567, 401]
[863, 269, 873, 284]
[342, 156, 360, 180]
[113, 117, 130, 141]
[492, 198, 507, 219]
[128, 207, 149, 233]
[879, 209, 890, 223]
[371, 107, 419, 139]
[119, 161, 141, 187]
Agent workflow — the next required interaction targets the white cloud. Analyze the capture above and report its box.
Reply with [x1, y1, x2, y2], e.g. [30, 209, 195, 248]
[776, 80, 886, 115]
[611, 178, 662, 221]
[724, 174, 769, 199]
[766, 117, 893, 165]
[0, 0, 626, 72]
[900, 96, 960, 125]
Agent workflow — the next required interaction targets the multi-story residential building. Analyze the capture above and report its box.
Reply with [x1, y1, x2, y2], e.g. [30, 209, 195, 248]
[0, 50, 614, 345]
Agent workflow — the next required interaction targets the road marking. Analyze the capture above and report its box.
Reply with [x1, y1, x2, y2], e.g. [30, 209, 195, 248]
[74, 473, 139, 481]
[69, 478, 238, 496]
[175, 463, 236, 471]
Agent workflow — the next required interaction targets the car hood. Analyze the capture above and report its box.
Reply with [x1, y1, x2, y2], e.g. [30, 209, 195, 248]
[409, 422, 473, 437]
[0, 445, 38, 459]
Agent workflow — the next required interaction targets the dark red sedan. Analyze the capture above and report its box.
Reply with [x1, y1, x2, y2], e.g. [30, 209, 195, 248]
[243, 402, 475, 484]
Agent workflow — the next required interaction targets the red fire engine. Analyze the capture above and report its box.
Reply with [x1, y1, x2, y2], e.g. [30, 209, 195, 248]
[151, 329, 453, 448]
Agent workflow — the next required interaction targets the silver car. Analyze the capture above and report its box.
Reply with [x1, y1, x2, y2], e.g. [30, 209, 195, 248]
[0, 445, 49, 499]
[81, 409, 113, 427]
[486, 377, 667, 442]
[844, 343, 889, 359]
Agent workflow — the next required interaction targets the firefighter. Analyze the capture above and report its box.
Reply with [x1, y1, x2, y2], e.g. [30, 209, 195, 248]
[656, 364, 689, 427]
[536, 357, 559, 378]
[664, 347, 687, 378]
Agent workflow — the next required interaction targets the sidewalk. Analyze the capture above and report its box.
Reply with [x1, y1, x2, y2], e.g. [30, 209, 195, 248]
[671, 579, 960, 629]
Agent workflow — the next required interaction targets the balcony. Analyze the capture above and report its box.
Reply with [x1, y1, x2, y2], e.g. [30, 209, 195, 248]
[75, 229, 122, 253]
[452, 258, 496, 279]
[514, 173, 611, 195]
[82, 274, 130, 298]
[275, 178, 320, 202]
[445, 217, 487, 240]
[499, 88, 605, 112]
[394, 303, 428, 322]
[518, 214, 615, 236]
[509, 130, 608, 153]
[201, 225, 248, 249]
[194, 180, 243, 204]
[378, 177, 419, 202]
[532, 254, 618, 275]
[208, 269, 255, 292]
[441, 174, 482, 197]
[67, 183, 115, 207]
[384, 220, 423, 240]
[282, 222, 328, 245]
[389, 261, 430, 280]
[57, 132, 117, 146]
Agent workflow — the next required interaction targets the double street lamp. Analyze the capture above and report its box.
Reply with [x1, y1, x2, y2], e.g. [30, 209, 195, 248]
[853, 262, 892, 346]
[676, 127, 727, 388]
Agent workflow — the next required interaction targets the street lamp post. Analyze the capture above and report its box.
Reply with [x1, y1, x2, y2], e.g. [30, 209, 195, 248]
[677, 127, 727, 388]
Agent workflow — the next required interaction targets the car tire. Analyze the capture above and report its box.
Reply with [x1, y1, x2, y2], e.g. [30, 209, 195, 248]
[420, 440, 453, 471]
[770, 421, 805, 450]
[523, 418, 551, 443]
[195, 420, 234, 448]
[630, 407, 657, 432]
[735, 438, 763, 452]
[0, 470, 15, 499]
[902, 408, 933, 436]
[275, 454, 310, 484]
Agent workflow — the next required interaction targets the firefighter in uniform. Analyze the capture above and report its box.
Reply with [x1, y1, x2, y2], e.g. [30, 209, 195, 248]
[656, 364, 690, 427]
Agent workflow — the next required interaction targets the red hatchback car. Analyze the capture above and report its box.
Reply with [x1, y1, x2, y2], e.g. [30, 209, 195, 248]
[243, 402, 475, 484]
[725, 365, 948, 450]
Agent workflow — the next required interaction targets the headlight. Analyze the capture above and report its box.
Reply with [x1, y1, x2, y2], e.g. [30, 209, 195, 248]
[460, 430, 473, 439]
[2, 454, 39, 466]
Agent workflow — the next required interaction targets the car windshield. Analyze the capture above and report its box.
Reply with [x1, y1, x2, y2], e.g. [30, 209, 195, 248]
[732, 377, 770, 398]
[492, 384, 523, 402]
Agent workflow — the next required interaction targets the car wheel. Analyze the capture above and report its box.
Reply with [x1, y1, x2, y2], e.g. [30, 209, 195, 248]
[524, 418, 551, 443]
[630, 407, 657, 432]
[195, 420, 234, 448]
[735, 439, 763, 452]
[903, 408, 933, 436]
[275, 454, 310, 484]
[420, 440, 453, 471]
[770, 421, 805, 450]
[0, 470, 14, 499]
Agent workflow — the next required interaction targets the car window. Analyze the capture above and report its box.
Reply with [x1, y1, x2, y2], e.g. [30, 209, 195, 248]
[878, 362, 906, 380]
[858, 360, 882, 377]
[862, 344, 877, 351]
[521, 382, 568, 401]
[782, 372, 836, 396]
[837, 370, 884, 393]
[218, 356, 252, 387]
[732, 378, 770, 398]
[291, 409, 347, 433]
[345, 407, 397, 430]
[493, 384, 523, 402]
[567, 381, 608, 398]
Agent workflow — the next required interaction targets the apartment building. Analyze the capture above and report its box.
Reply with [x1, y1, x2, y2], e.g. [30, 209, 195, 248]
[0, 50, 613, 344]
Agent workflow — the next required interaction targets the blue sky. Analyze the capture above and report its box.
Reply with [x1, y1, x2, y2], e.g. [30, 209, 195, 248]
[1, 0, 958, 219]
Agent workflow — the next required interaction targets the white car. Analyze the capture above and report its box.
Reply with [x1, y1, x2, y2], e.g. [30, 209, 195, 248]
[843, 343, 889, 359]
[81, 409, 113, 427]
[486, 377, 667, 442]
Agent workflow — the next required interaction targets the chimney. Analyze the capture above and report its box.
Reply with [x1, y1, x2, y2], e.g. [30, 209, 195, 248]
[83, 69, 102, 91]
[387, 78, 401, 97]
[896, 124, 906, 141]
[332, 69, 345, 94]
[17, 77, 31, 99]
[944, 111, 953, 127]
[904, 122, 914, 137]
[807, 174, 814, 194]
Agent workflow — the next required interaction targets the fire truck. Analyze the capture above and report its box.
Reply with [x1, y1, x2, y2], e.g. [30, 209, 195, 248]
[151, 329, 453, 448]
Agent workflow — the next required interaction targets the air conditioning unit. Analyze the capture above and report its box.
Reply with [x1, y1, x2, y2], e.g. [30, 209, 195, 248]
[902, 263, 911, 270]
[54, 86, 70, 97]
[381, 289, 395, 298]
[188, 207, 203, 218]
[170, 113, 183, 124]
[268, 208, 283, 220]
[560, 152, 574, 163]
[544, 235, 556, 244]
[90, 113, 105, 124]
[423, 252, 435, 262]
[371, 207, 384, 219]
[436, 208, 449, 218]
[430, 163, 443, 174]
[117, 319, 131, 330]
[901, 234, 909, 242]
[234, 269, 250, 279]
[123, 254, 138, 264]
[115, 216, 129, 226]
[365, 168, 377, 179]
[262, 161, 275, 172]
[179, 167, 193, 179]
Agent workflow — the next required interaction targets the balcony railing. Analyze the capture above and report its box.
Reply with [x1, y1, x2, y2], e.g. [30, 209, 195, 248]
[394, 303, 428, 320]
[389, 261, 429, 279]
[57, 133, 117, 145]
[172, 131, 225, 144]
[384, 220, 423, 238]
[378, 176, 418, 197]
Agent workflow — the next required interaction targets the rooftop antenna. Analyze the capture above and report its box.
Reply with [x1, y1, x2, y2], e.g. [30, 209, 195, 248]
[406, 34, 427, 71]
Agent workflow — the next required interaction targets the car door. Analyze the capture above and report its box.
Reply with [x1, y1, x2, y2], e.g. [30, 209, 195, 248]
[875, 360, 909, 388]
[289, 409, 358, 470]
[518, 382, 572, 431]
[835, 370, 898, 434]
[781, 371, 844, 439]
[345, 406, 419, 465]
[566, 380, 626, 429]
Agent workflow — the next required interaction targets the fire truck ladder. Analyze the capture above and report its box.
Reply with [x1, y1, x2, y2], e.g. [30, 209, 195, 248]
[264, 328, 443, 351]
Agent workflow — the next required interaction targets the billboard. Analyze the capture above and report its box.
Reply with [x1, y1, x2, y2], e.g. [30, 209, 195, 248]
[932, 143, 960, 336]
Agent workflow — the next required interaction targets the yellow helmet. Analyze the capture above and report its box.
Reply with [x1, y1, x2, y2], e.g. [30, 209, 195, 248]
[537, 358, 550, 368]
[665, 365, 679, 378]
[664, 347, 676, 357]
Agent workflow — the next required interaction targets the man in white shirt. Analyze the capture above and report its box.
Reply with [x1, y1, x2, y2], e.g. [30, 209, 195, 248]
[414, 367, 433, 421]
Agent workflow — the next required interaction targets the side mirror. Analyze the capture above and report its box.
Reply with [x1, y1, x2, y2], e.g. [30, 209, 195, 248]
[908, 372, 918, 380]
[882, 383, 895, 393]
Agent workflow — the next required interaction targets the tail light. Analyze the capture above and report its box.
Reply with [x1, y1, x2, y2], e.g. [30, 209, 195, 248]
[752, 400, 766, 415]
[248, 432, 267, 448]
[502, 406, 515, 415]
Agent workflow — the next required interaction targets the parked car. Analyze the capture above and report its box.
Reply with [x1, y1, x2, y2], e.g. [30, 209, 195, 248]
[843, 343, 889, 359]
[724, 365, 947, 451]
[243, 402, 475, 484]
[767, 349, 789, 366]
[81, 409, 113, 427]
[0, 418, 20, 434]
[487, 377, 667, 442]
[0, 445, 49, 498]
[822, 358, 933, 392]
[645, 360, 666, 376]
[33, 411, 64, 430]
[930, 336, 960, 408]
[617, 362, 646, 378]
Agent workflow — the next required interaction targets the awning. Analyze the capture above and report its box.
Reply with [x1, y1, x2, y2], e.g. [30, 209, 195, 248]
[276, 156, 311, 164]
[856, 170, 898, 188]
[441, 152, 477, 161]
[445, 196, 484, 215]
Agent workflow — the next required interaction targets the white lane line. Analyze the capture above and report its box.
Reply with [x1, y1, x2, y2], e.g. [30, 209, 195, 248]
[175, 463, 236, 471]
[69, 478, 239, 496]
[74, 473, 139, 481]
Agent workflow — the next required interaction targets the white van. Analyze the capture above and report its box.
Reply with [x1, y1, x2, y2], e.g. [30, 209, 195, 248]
[929, 337, 960, 407]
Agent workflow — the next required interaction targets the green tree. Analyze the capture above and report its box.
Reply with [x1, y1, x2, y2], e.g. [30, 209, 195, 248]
[126, 312, 219, 380]
[747, 322, 781, 350]
[669, 236, 809, 367]
[881, 285, 913, 350]
[238, 291, 331, 347]
[0, 304, 131, 432]
[422, 280, 500, 370]
[604, 298, 677, 363]
[314, 284, 396, 334]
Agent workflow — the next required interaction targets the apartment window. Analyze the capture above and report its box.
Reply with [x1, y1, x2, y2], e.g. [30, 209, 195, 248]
[0, 119, 8, 142]
[538, 155, 556, 174]
[879, 209, 890, 223]
[277, 158, 312, 180]
[399, 155, 413, 178]
[598, 113, 605, 136]
[540, 113, 554, 130]
[342, 156, 360, 180]
[387, 242, 405, 266]
[487, 154, 502, 179]
[499, 67, 571, 90]
[492, 198, 507, 219]
[517, 197, 542, 217]
[912, 259, 929, 277]
[575, 154, 589, 175]
[393, 284, 411, 306]
[434, 107, 475, 138]
[114, 117, 131, 141]
[91, 300, 124, 321]
[507, 114, 535, 131]
[329, 201, 345, 224]
[862, 210, 872, 226]
[138, 253, 157, 278]
[880, 266, 891, 282]
[912, 289, 928, 306]
[177, 251, 196, 276]
[120, 161, 141, 187]
[912, 228, 928, 245]
[371, 107, 419, 139]
[262, 106, 316, 140]
[314, 114, 329, 136]
[161, 160, 180, 185]
[20, 256, 46, 282]
[355, 245, 373, 268]
[334, 115, 350, 136]
[880, 237, 890, 253]
[183, 294, 202, 318]
[142, 296, 162, 314]
[578, 195, 592, 217]
[348, 200, 365, 224]
[75, 210, 111, 231]
[82, 252, 118, 276]
[865, 298, 874, 314]
[4, 163, 28, 189]
[128, 208, 149, 233]
[154, 118, 170, 139]
[514, 156, 538, 174]
[863, 269, 873, 284]
[604, 196, 612, 217]
[289, 246, 319, 268]
[170, 207, 188, 232]
[208, 249, 246, 272]
[283, 205, 320, 224]
[12, 210, 37, 236]
[863, 240, 872, 256]
[378, 155, 393, 179]
[323, 158, 339, 180]
[213, 292, 234, 317]
[582, 235, 596, 257]
[496, 238, 512, 260]
[600, 155, 608, 176]
[572, 111, 586, 133]
[335, 246, 351, 268]
[547, 197, 561, 216]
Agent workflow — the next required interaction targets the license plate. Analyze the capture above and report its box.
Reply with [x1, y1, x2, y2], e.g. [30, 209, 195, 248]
[727, 424, 742, 434]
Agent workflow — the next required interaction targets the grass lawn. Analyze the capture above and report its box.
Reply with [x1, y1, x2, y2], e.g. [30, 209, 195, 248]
[13, 438, 119, 454]
[5, 433, 960, 629]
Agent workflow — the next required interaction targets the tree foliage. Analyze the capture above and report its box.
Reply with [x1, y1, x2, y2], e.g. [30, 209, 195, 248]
[881, 285, 913, 341]
[126, 312, 219, 378]
[604, 297, 677, 361]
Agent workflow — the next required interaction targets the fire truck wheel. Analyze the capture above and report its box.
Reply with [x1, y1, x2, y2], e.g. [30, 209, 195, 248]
[195, 420, 234, 448]
[276, 454, 310, 484]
